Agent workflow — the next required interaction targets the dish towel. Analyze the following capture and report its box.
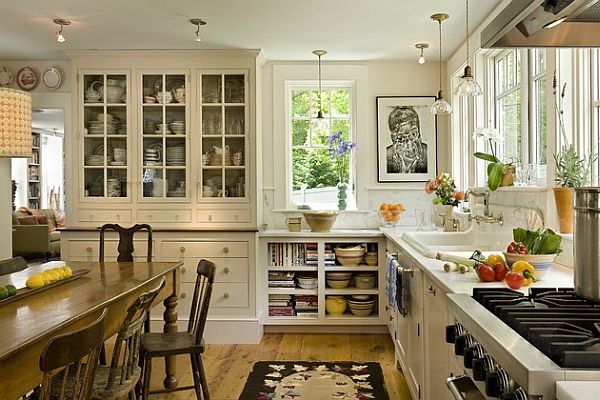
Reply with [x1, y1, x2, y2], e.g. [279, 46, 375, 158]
[396, 259, 409, 317]
[385, 253, 397, 311]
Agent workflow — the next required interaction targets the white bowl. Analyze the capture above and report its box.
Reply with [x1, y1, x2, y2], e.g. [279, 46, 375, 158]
[303, 211, 338, 232]
[335, 246, 366, 257]
[336, 255, 364, 266]
[327, 279, 350, 289]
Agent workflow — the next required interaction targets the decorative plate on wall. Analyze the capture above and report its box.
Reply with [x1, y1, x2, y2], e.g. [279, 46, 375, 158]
[0, 66, 13, 87]
[16, 66, 38, 91]
[41, 67, 62, 90]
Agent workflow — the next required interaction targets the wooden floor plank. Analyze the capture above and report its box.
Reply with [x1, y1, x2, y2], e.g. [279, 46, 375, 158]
[300, 333, 352, 361]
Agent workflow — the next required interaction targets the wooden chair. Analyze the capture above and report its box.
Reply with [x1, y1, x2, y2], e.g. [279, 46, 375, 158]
[0, 256, 27, 275]
[90, 277, 166, 400]
[139, 259, 216, 400]
[99, 224, 153, 262]
[38, 308, 108, 400]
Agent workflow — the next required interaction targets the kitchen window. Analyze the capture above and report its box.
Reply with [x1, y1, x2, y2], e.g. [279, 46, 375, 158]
[287, 85, 355, 209]
[495, 49, 523, 164]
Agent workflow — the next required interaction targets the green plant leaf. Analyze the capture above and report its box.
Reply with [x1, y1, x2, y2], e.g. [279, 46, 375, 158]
[487, 162, 504, 191]
[474, 152, 500, 163]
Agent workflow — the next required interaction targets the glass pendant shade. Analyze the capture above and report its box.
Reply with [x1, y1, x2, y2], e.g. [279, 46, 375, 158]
[455, 66, 482, 96]
[431, 90, 452, 114]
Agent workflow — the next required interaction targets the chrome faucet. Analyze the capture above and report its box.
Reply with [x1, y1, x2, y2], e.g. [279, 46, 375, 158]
[465, 188, 504, 226]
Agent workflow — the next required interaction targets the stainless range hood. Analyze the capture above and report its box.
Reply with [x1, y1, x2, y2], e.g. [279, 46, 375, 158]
[481, 0, 600, 48]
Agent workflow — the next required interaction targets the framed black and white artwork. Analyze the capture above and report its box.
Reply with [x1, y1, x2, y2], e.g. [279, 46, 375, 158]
[376, 95, 437, 182]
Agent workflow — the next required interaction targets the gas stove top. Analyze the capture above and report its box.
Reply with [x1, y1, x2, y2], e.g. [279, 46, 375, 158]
[472, 287, 600, 368]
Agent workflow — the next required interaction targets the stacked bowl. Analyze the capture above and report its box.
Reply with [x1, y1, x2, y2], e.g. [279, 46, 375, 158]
[354, 272, 376, 289]
[347, 297, 376, 316]
[334, 246, 366, 266]
[364, 251, 378, 266]
[326, 272, 352, 288]
[297, 274, 317, 290]
[325, 296, 347, 316]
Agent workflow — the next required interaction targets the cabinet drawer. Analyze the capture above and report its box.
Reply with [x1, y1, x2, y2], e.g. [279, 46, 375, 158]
[179, 282, 248, 312]
[67, 240, 153, 260]
[138, 210, 191, 223]
[162, 241, 248, 258]
[196, 209, 250, 223]
[176, 257, 248, 283]
[78, 209, 132, 223]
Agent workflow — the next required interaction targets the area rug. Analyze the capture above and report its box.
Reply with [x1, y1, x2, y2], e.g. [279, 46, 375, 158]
[239, 361, 389, 399]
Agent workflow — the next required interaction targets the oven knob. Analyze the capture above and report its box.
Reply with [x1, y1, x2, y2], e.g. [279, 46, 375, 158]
[473, 354, 495, 381]
[500, 388, 527, 400]
[454, 333, 475, 356]
[464, 343, 484, 369]
[485, 371, 503, 397]
[445, 323, 464, 344]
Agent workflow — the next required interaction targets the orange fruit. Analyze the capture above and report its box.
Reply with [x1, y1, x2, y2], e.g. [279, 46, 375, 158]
[379, 203, 389, 211]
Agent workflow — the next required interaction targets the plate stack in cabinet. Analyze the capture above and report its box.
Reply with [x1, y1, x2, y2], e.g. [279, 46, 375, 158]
[28, 131, 41, 209]
[159, 239, 251, 326]
[260, 232, 385, 326]
[140, 73, 188, 201]
[81, 73, 129, 200]
[266, 241, 319, 320]
[199, 73, 247, 201]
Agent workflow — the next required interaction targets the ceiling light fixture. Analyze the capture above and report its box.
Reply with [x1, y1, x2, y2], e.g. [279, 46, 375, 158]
[544, 17, 567, 29]
[190, 18, 207, 42]
[313, 49, 327, 120]
[53, 18, 71, 44]
[415, 43, 429, 65]
[455, 0, 482, 96]
[431, 13, 452, 114]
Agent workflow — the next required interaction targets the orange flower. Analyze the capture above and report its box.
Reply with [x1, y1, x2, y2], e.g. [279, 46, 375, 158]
[453, 191, 465, 201]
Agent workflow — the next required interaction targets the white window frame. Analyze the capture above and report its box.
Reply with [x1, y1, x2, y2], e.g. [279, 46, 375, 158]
[286, 82, 356, 210]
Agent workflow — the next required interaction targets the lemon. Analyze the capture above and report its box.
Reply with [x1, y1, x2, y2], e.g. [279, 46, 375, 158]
[47, 269, 61, 282]
[61, 266, 73, 278]
[0, 286, 8, 300]
[54, 267, 67, 279]
[26, 274, 45, 289]
[41, 271, 53, 284]
[5, 284, 17, 297]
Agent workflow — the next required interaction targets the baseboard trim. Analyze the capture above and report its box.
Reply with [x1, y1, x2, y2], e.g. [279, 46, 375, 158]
[264, 325, 388, 334]
[149, 316, 263, 344]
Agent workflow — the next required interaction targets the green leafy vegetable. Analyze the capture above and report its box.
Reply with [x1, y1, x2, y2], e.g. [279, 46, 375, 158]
[512, 228, 563, 255]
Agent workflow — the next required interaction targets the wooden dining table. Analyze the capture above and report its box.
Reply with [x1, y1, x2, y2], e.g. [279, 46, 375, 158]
[0, 260, 182, 400]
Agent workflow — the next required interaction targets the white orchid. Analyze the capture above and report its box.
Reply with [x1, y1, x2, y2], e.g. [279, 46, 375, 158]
[473, 126, 503, 143]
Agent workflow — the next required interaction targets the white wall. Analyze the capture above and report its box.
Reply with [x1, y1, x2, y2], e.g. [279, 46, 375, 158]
[261, 59, 452, 230]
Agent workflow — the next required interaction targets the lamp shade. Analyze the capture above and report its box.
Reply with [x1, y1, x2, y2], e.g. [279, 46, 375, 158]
[0, 87, 31, 158]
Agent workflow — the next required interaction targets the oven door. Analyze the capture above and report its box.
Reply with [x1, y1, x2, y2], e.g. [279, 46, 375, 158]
[446, 375, 486, 400]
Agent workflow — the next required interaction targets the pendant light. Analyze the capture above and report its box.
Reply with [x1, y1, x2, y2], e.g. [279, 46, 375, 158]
[430, 13, 452, 114]
[415, 43, 428, 65]
[190, 18, 207, 42]
[455, 0, 482, 96]
[53, 18, 71, 43]
[312, 49, 327, 119]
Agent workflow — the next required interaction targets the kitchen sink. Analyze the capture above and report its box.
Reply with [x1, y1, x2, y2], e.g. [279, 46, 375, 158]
[402, 228, 512, 258]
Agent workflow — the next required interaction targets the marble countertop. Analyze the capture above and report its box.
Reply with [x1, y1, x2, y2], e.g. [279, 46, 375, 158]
[380, 226, 575, 294]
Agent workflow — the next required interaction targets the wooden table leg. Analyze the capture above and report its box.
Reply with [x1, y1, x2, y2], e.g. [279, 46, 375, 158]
[163, 294, 179, 389]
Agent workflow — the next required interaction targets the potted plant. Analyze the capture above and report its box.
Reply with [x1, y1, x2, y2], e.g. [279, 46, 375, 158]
[473, 127, 515, 191]
[553, 144, 595, 233]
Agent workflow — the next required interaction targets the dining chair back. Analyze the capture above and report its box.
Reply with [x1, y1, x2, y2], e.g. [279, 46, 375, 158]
[99, 224, 153, 262]
[38, 308, 108, 400]
[90, 277, 165, 400]
[140, 259, 216, 399]
[0, 256, 27, 275]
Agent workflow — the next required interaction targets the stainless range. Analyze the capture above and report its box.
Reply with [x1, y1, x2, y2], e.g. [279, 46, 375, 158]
[446, 288, 600, 399]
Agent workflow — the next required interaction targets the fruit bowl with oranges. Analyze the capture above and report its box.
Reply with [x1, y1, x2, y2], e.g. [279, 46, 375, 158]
[378, 202, 405, 227]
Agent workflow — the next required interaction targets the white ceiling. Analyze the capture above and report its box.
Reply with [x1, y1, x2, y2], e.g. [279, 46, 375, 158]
[0, 0, 501, 61]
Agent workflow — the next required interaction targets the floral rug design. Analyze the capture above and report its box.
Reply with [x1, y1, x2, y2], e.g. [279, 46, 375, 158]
[239, 361, 389, 399]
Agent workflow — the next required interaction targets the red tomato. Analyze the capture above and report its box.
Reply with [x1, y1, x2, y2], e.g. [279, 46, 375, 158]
[494, 262, 508, 281]
[505, 271, 525, 289]
[476, 263, 495, 282]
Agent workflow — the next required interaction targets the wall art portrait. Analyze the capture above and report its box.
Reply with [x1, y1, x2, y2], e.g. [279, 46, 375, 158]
[376, 96, 437, 182]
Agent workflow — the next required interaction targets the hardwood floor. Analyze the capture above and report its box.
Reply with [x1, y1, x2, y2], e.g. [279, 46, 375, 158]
[142, 333, 411, 400]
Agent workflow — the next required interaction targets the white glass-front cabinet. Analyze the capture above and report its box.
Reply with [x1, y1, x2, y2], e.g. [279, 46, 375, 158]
[81, 72, 129, 200]
[198, 72, 247, 201]
[140, 72, 189, 200]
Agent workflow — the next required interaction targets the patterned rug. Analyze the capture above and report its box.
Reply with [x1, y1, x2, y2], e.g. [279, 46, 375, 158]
[239, 361, 389, 399]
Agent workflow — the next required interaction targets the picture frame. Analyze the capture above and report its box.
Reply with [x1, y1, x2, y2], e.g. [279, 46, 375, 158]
[376, 95, 437, 182]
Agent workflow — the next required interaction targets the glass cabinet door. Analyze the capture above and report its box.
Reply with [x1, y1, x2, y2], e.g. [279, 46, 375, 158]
[141, 73, 188, 199]
[82, 73, 128, 199]
[199, 72, 247, 200]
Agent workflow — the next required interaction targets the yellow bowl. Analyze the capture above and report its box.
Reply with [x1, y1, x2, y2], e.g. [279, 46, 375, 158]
[303, 211, 338, 232]
[325, 296, 347, 315]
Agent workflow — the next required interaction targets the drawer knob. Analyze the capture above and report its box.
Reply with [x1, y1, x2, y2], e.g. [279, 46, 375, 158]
[223, 267, 230, 274]
[208, 214, 213, 222]
[175, 214, 179, 221]
[116, 214, 120, 221]
[234, 214, 238, 221]
[149, 214, 153, 220]
[180, 267, 186, 273]
[89, 214, 93, 220]
[223, 246, 229, 254]
[428, 285, 436, 296]
[86, 247, 92, 253]
[180, 292, 187, 299]
[180, 246, 186, 253]
[223, 292, 230, 299]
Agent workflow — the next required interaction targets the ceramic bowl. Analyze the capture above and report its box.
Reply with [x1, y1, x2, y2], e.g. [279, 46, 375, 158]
[335, 246, 366, 258]
[503, 252, 555, 279]
[336, 255, 364, 266]
[325, 296, 347, 315]
[348, 301, 375, 316]
[303, 211, 338, 232]
[354, 273, 376, 289]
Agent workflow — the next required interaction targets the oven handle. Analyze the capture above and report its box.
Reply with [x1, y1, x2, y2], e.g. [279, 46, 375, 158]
[446, 375, 486, 400]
